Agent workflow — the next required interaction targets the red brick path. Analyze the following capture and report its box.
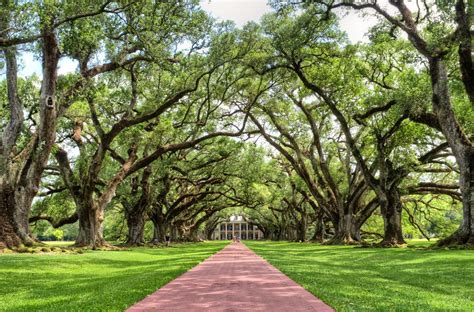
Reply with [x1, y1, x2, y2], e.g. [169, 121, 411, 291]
[127, 242, 334, 312]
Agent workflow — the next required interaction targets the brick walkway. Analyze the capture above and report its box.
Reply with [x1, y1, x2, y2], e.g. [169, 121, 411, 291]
[127, 242, 334, 312]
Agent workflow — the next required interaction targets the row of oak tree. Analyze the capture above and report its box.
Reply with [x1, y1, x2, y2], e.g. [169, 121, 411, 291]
[0, 0, 472, 248]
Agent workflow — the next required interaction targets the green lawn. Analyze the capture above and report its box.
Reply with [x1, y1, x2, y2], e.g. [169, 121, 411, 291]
[245, 241, 474, 312]
[0, 241, 228, 311]
[43, 241, 75, 247]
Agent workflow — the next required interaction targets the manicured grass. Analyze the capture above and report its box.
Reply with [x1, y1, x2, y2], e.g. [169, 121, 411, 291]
[0, 241, 228, 311]
[245, 240, 474, 312]
[43, 241, 75, 247]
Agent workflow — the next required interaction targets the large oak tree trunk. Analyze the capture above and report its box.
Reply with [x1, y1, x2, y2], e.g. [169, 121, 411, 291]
[75, 203, 107, 248]
[264, 230, 275, 240]
[328, 202, 362, 244]
[467, 155, 474, 244]
[311, 213, 325, 242]
[186, 229, 201, 242]
[151, 217, 167, 244]
[0, 29, 59, 249]
[331, 214, 361, 244]
[1, 7, 59, 250]
[74, 151, 137, 248]
[171, 226, 179, 241]
[126, 210, 146, 246]
[438, 147, 474, 245]
[0, 180, 39, 247]
[380, 190, 405, 246]
[0, 184, 22, 248]
[428, 59, 474, 246]
[206, 231, 213, 240]
[124, 167, 151, 246]
[15, 186, 41, 242]
[296, 215, 307, 242]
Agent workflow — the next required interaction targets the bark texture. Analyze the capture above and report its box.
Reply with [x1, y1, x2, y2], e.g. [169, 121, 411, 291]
[429, 59, 474, 246]
[380, 191, 405, 246]
[126, 209, 147, 246]
[0, 185, 21, 248]
[75, 204, 108, 248]
[331, 214, 362, 244]
[124, 166, 152, 246]
[0, 21, 59, 248]
[311, 214, 325, 243]
[150, 215, 168, 244]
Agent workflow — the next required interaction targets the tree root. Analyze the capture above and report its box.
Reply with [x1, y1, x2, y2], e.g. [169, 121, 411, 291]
[323, 236, 361, 246]
[436, 229, 473, 247]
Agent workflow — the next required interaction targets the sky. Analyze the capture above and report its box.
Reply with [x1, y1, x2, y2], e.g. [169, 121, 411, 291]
[200, 0, 378, 41]
[200, 0, 273, 28]
[16, 0, 378, 77]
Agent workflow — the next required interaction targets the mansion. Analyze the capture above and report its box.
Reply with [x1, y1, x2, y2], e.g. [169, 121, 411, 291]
[211, 215, 264, 240]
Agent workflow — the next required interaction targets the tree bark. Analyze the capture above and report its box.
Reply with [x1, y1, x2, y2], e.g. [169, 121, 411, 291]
[438, 148, 474, 246]
[185, 210, 220, 242]
[296, 214, 307, 242]
[380, 189, 405, 246]
[468, 154, 474, 244]
[124, 166, 152, 246]
[311, 213, 325, 242]
[171, 226, 179, 241]
[330, 214, 361, 244]
[204, 216, 222, 240]
[151, 217, 167, 244]
[0, 185, 22, 248]
[428, 59, 474, 246]
[186, 229, 201, 242]
[0, 25, 59, 248]
[70, 146, 138, 248]
[75, 203, 108, 248]
[125, 209, 146, 246]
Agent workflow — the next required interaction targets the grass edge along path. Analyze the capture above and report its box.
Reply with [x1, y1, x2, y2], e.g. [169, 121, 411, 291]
[244, 241, 474, 312]
[0, 241, 228, 312]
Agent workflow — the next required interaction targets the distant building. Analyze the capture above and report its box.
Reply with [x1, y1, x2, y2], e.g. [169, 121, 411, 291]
[211, 215, 264, 240]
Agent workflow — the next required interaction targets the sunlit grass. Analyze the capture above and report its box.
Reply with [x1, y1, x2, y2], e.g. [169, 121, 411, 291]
[0, 241, 228, 311]
[245, 240, 473, 312]
[43, 241, 75, 248]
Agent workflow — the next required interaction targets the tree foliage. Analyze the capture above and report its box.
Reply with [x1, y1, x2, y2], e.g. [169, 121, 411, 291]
[0, 0, 471, 248]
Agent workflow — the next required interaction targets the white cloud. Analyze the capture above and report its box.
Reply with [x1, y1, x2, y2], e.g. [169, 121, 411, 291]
[338, 11, 378, 43]
[58, 57, 78, 76]
[200, 0, 379, 43]
[200, 0, 272, 27]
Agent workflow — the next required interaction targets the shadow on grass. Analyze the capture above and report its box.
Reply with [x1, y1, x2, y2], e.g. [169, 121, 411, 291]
[0, 241, 228, 312]
[245, 241, 474, 312]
